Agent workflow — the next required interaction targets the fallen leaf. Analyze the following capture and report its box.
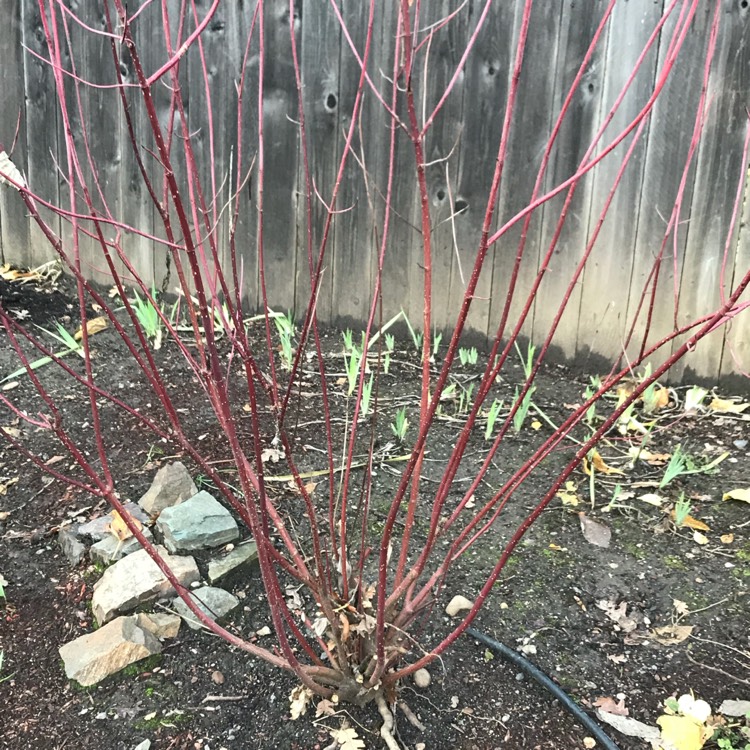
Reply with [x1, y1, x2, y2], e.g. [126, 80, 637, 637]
[656, 714, 705, 750]
[673, 599, 689, 616]
[723, 488, 750, 504]
[329, 725, 365, 750]
[531, 419, 542, 430]
[579, 513, 612, 548]
[74, 316, 108, 340]
[0, 477, 19, 495]
[315, 698, 336, 718]
[584, 450, 625, 476]
[594, 696, 629, 716]
[720, 534, 734, 545]
[629, 447, 672, 466]
[671, 512, 710, 532]
[583, 738, 596, 750]
[556, 480, 579, 506]
[289, 685, 313, 720]
[596, 599, 638, 633]
[261, 447, 284, 464]
[108, 509, 142, 541]
[642, 385, 670, 413]
[709, 397, 749, 414]
[651, 624, 694, 645]
[639, 492, 665, 506]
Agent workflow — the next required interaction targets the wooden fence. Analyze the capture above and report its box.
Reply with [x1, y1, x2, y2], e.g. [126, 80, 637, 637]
[1, 0, 749, 385]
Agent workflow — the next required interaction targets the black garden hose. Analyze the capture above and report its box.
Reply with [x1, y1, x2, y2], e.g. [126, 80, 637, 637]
[466, 627, 622, 750]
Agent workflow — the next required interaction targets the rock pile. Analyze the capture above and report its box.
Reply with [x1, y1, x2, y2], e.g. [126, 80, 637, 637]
[57, 462, 258, 686]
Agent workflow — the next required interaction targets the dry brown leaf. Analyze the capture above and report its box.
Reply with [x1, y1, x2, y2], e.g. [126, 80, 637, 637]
[289, 685, 313, 720]
[329, 726, 365, 750]
[74, 316, 108, 340]
[651, 624, 693, 645]
[709, 397, 749, 414]
[720, 533, 734, 544]
[584, 450, 625, 476]
[315, 698, 336, 718]
[671, 511, 710, 532]
[579, 512, 612, 547]
[723, 488, 750, 504]
[108, 509, 142, 541]
[0, 477, 19, 495]
[0, 264, 39, 282]
[594, 696, 629, 716]
[642, 385, 670, 413]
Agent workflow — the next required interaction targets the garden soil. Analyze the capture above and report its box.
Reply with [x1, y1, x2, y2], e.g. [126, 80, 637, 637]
[1, 272, 749, 750]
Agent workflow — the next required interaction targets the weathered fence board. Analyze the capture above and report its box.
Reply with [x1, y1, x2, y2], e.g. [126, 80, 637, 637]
[0, 2, 30, 268]
[1, 0, 748, 385]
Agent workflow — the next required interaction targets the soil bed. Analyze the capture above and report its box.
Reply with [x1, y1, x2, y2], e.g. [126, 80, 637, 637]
[1, 273, 749, 750]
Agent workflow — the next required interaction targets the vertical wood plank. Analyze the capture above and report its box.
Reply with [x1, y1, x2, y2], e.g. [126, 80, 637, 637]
[574, 0, 663, 370]
[21, 0, 61, 269]
[487, 1, 563, 346]
[445, 0, 517, 338]
[413, 1, 470, 334]
[623, 4, 708, 377]
[531, 0, 611, 360]
[719, 165, 750, 386]
[295, 0, 341, 322]
[0, 0, 30, 266]
[258, 0, 300, 313]
[669, 0, 750, 382]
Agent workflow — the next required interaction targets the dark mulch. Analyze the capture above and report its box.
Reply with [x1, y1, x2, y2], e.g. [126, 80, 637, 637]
[1, 270, 749, 750]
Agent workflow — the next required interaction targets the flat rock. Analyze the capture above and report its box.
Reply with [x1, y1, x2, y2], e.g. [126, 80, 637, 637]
[139, 462, 198, 515]
[89, 527, 154, 565]
[58, 527, 86, 566]
[445, 595, 473, 617]
[156, 491, 238, 553]
[92, 546, 199, 625]
[207, 541, 258, 583]
[719, 699, 750, 718]
[136, 612, 181, 640]
[172, 586, 239, 630]
[59, 615, 162, 687]
[77, 503, 150, 542]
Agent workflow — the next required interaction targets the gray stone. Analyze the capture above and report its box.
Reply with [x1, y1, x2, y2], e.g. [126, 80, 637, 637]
[138, 462, 198, 515]
[133, 742, 151, 750]
[77, 503, 150, 542]
[172, 586, 240, 630]
[92, 546, 199, 624]
[136, 612, 181, 640]
[59, 615, 162, 687]
[156, 491, 238, 553]
[89, 527, 154, 565]
[58, 527, 86, 566]
[207, 541, 259, 583]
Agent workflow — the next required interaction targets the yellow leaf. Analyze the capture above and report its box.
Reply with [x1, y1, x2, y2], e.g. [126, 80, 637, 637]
[108, 509, 142, 541]
[671, 511, 710, 532]
[656, 714, 704, 750]
[584, 450, 625, 476]
[720, 533, 734, 544]
[709, 398, 749, 414]
[723, 488, 750, 503]
[74, 316, 108, 340]
[556, 480, 579, 506]
[642, 385, 670, 413]
[531, 419, 542, 430]
[548, 543, 568, 552]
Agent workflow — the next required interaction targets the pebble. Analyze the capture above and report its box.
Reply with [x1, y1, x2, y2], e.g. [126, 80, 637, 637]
[445, 595, 473, 617]
[413, 668, 431, 688]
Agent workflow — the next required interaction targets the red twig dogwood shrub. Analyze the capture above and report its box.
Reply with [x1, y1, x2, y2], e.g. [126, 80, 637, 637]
[1, 0, 748, 737]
